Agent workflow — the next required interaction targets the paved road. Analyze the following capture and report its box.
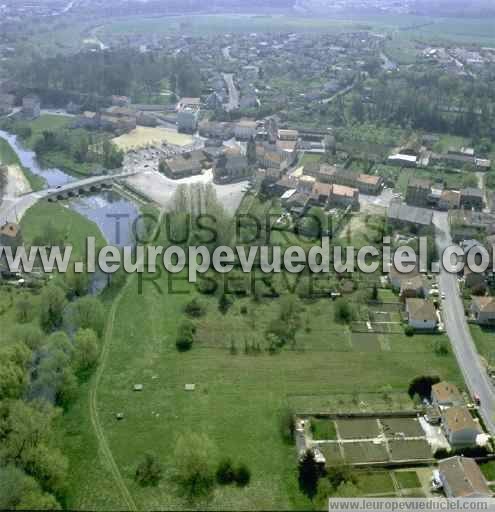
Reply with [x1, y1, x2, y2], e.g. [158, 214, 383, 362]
[223, 72, 239, 112]
[434, 211, 495, 434]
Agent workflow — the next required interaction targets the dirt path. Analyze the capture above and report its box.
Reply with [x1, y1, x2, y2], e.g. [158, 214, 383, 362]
[4, 165, 31, 198]
[89, 277, 138, 512]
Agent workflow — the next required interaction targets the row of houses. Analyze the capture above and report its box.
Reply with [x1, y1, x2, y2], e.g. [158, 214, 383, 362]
[406, 178, 484, 211]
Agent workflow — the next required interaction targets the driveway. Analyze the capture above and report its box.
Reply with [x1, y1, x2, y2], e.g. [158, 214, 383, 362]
[433, 211, 495, 434]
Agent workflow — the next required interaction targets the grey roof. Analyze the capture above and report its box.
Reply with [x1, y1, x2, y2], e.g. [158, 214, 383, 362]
[387, 202, 433, 226]
[461, 187, 483, 198]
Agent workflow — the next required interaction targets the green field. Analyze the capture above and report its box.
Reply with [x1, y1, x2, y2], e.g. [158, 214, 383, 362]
[470, 325, 495, 365]
[57, 260, 462, 509]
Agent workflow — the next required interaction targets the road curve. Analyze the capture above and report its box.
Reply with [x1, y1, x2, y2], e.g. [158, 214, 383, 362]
[434, 211, 495, 434]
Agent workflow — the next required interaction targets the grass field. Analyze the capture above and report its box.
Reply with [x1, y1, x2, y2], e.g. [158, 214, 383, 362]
[21, 201, 106, 260]
[470, 325, 495, 365]
[311, 418, 337, 440]
[57, 259, 462, 509]
[395, 471, 421, 490]
[112, 126, 193, 151]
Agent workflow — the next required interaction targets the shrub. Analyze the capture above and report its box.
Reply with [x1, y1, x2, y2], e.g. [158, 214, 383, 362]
[216, 458, 235, 485]
[404, 325, 415, 337]
[434, 340, 449, 356]
[334, 299, 353, 324]
[218, 294, 233, 314]
[234, 463, 251, 487]
[184, 298, 205, 318]
[135, 454, 163, 486]
[176, 334, 193, 352]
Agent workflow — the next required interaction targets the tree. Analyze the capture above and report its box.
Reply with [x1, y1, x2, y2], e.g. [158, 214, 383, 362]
[68, 296, 105, 336]
[216, 458, 235, 485]
[40, 285, 67, 332]
[408, 375, 440, 400]
[15, 294, 36, 324]
[184, 298, 206, 318]
[0, 465, 60, 511]
[246, 137, 257, 165]
[64, 263, 90, 298]
[12, 324, 44, 350]
[135, 453, 163, 486]
[174, 433, 216, 501]
[279, 407, 295, 444]
[298, 450, 321, 500]
[0, 344, 31, 400]
[334, 299, 353, 324]
[218, 293, 233, 315]
[74, 328, 99, 372]
[234, 463, 251, 487]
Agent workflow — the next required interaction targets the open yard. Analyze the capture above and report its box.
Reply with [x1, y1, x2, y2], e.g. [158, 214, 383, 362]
[112, 126, 193, 151]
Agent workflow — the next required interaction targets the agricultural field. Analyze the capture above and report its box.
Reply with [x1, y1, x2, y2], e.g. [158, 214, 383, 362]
[58, 257, 462, 509]
[112, 126, 193, 151]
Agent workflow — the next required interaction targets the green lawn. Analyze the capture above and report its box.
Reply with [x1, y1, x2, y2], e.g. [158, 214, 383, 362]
[58, 262, 462, 509]
[470, 325, 495, 365]
[480, 461, 495, 482]
[357, 471, 395, 495]
[311, 418, 337, 441]
[23, 115, 72, 148]
[395, 470, 421, 489]
[21, 201, 106, 260]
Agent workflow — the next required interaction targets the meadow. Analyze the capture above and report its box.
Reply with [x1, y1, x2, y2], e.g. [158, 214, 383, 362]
[59, 261, 462, 509]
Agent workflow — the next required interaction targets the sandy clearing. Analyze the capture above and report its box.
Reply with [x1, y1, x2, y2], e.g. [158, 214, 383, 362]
[125, 168, 247, 214]
[112, 126, 193, 151]
[4, 165, 31, 198]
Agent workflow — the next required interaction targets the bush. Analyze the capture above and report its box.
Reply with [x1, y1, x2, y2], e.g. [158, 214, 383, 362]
[234, 463, 251, 487]
[408, 375, 440, 400]
[404, 325, 415, 337]
[135, 454, 163, 486]
[218, 294, 233, 315]
[176, 321, 196, 352]
[184, 298, 205, 318]
[434, 340, 449, 356]
[279, 407, 295, 444]
[334, 299, 353, 324]
[176, 334, 193, 352]
[216, 458, 236, 485]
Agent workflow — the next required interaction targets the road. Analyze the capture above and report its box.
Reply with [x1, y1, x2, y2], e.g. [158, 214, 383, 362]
[223, 72, 239, 112]
[434, 211, 495, 434]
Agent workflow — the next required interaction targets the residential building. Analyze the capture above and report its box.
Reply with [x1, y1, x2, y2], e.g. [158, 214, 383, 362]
[460, 188, 484, 211]
[400, 276, 428, 300]
[177, 97, 200, 134]
[100, 107, 137, 133]
[431, 382, 464, 408]
[470, 296, 495, 325]
[328, 184, 359, 210]
[388, 153, 418, 167]
[0, 93, 15, 115]
[441, 406, 481, 447]
[439, 457, 492, 498]
[405, 298, 437, 330]
[256, 144, 294, 172]
[388, 263, 420, 291]
[463, 267, 487, 294]
[21, 94, 40, 119]
[160, 150, 209, 179]
[234, 120, 257, 141]
[406, 178, 432, 207]
[438, 190, 461, 211]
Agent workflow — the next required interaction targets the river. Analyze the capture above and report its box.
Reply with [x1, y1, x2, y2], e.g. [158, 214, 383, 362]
[0, 129, 140, 246]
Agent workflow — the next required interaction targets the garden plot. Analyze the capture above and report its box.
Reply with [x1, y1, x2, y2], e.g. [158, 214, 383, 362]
[388, 439, 433, 461]
[336, 418, 381, 439]
[380, 417, 425, 438]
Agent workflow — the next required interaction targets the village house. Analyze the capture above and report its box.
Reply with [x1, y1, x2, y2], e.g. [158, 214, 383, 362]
[100, 106, 137, 133]
[406, 178, 432, 207]
[388, 263, 420, 291]
[439, 457, 492, 498]
[0, 93, 15, 115]
[400, 276, 429, 300]
[463, 267, 487, 294]
[431, 381, 464, 409]
[460, 188, 484, 211]
[177, 97, 200, 134]
[441, 406, 481, 448]
[160, 150, 209, 180]
[326, 184, 359, 210]
[405, 298, 437, 330]
[470, 296, 495, 325]
[21, 94, 40, 119]
[438, 190, 461, 211]
[256, 144, 295, 172]
[234, 120, 257, 141]
[387, 201, 433, 228]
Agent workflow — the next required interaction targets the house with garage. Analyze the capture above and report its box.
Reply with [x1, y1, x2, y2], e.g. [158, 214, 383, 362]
[441, 406, 482, 448]
[405, 298, 438, 330]
[439, 457, 492, 498]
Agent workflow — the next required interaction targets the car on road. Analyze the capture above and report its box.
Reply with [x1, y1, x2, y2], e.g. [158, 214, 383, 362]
[441, 292, 446, 299]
